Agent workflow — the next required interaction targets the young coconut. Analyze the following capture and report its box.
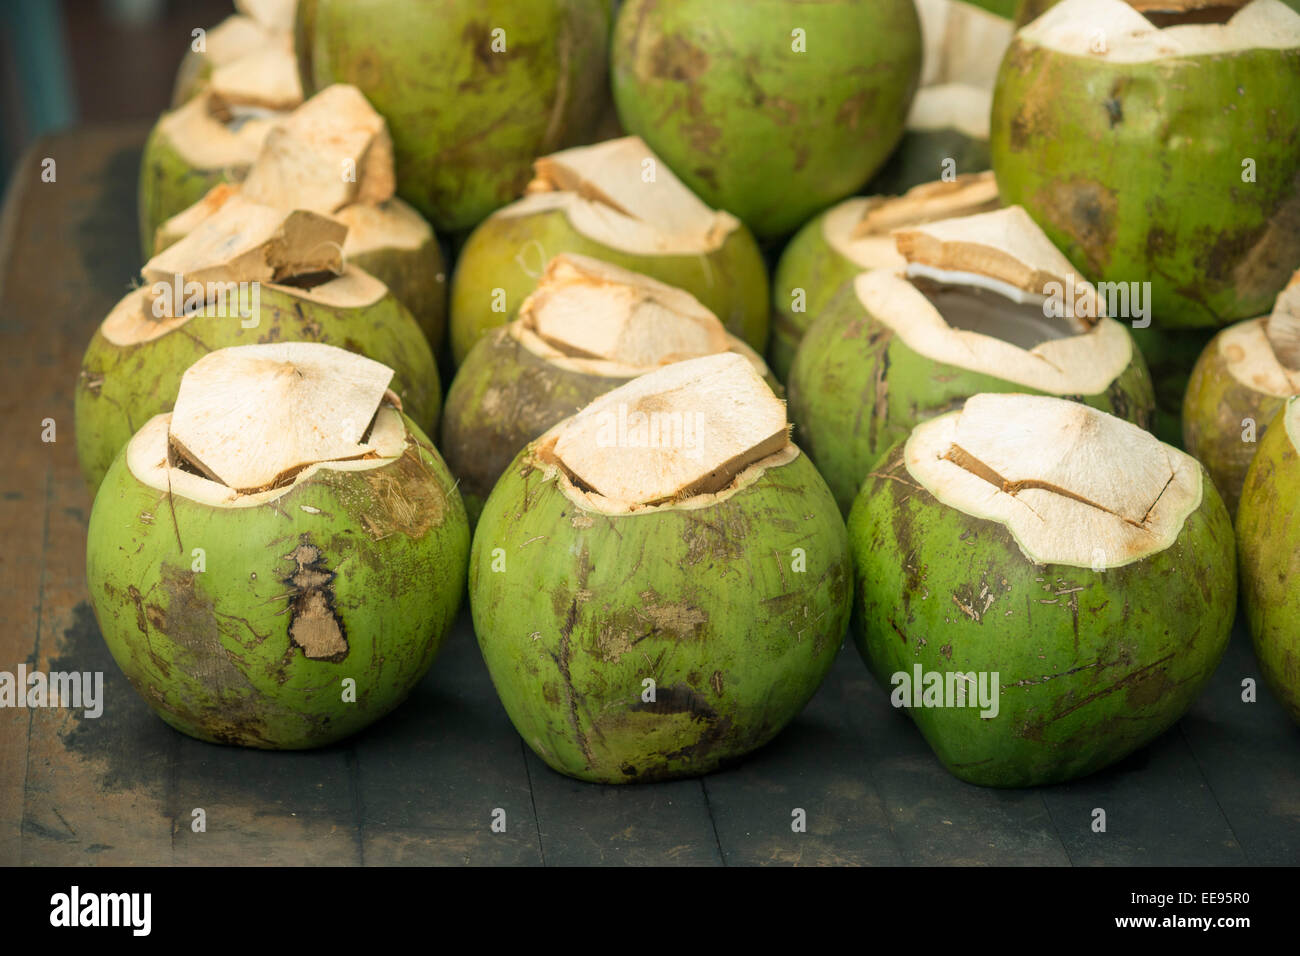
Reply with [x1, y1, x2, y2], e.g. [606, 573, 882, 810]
[868, 0, 1012, 194]
[610, 0, 922, 238]
[770, 171, 999, 381]
[86, 343, 469, 749]
[152, 85, 447, 352]
[991, 0, 1300, 329]
[305, 0, 612, 232]
[850, 392, 1236, 787]
[1183, 283, 1300, 515]
[442, 253, 773, 523]
[470, 353, 851, 783]
[788, 205, 1156, 514]
[75, 201, 440, 493]
[450, 136, 768, 365]
[1237, 394, 1300, 726]
[140, 46, 303, 257]
[170, 6, 295, 108]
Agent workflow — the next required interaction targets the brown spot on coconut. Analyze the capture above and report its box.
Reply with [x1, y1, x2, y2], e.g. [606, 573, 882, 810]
[441, 253, 773, 522]
[770, 170, 1000, 381]
[450, 135, 769, 364]
[788, 204, 1155, 513]
[87, 342, 470, 748]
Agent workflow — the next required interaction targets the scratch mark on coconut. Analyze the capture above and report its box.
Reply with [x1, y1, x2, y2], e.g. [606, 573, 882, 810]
[550, 599, 594, 767]
[282, 535, 348, 662]
[1034, 651, 1177, 731]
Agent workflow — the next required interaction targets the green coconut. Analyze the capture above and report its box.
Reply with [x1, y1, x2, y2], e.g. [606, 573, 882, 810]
[152, 85, 448, 353]
[140, 48, 302, 257]
[788, 205, 1156, 514]
[86, 343, 468, 749]
[76, 203, 440, 493]
[610, 0, 922, 239]
[305, 0, 611, 233]
[850, 392, 1235, 787]
[990, 0, 1300, 330]
[868, 0, 1012, 194]
[770, 171, 999, 381]
[470, 353, 851, 782]
[442, 253, 773, 523]
[450, 136, 769, 365]
[1237, 394, 1300, 725]
[1183, 284, 1300, 515]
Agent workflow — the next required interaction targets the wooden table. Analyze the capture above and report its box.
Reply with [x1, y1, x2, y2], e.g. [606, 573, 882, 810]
[2, 125, 1298, 867]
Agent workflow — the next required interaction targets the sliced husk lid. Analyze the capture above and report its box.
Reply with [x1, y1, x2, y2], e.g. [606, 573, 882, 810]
[240, 84, 396, 214]
[167, 342, 398, 493]
[202, 14, 277, 65]
[235, 0, 298, 33]
[334, 198, 431, 255]
[825, 172, 999, 272]
[513, 254, 731, 373]
[916, 0, 1014, 89]
[142, 199, 346, 314]
[156, 93, 277, 169]
[1021, 0, 1300, 62]
[905, 84, 993, 138]
[503, 136, 740, 255]
[1219, 315, 1300, 396]
[906, 393, 1203, 568]
[209, 45, 302, 113]
[543, 352, 792, 511]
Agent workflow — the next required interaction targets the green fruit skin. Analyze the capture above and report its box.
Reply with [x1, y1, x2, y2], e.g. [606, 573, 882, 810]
[850, 438, 1236, 787]
[75, 284, 441, 494]
[1132, 323, 1216, 447]
[787, 290, 1157, 514]
[769, 208, 860, 382]
[1182, 325, 1287, 518]
[449, 207, 770, 364]
[86, 415, 470, 749]
[441, 329, 627, 524]
[310, 0, 611, 233]
[991, 40, 1300, 329]
[1237, 398, 1300, 725]
[611, 0, 922, 238]
[348, 235, 449, 355]
[137, 119, 239, 259]
[294, 0, 319, 96]
[470, 446, 852, 783]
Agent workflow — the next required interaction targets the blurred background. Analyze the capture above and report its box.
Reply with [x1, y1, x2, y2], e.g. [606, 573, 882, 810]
[1, 0, 229, 194]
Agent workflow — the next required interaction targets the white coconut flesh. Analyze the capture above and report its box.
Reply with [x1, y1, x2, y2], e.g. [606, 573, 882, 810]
[501, 136, 740, 256]
[334, 198, 431, 257]
[1021, 0, 1300, 63]
[539, 352, 796, 514]
[142, 199, 346, 308]
[235, 0, 298, 34]
[202, 15, 277, 67]
[905, 84, 993, 139]
[208, 46, 301, 114]
[157, 93, 278, 171]
[853, 205, 1134, 394]
[240, 84, 396, 214]
[130, 343, 405, 503]
[916, 0, 1014, 89]
[823, 172, 999, 273]
[507, 253, 764, 378]
[905, 393, 1203, 568]
[1220, 287, 1300, 395]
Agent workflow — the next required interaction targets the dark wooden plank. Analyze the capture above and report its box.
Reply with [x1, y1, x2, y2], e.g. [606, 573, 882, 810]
[703, 643, 904, 866]
[354, 615, 544, 866]
[1178, 626, 1300, 864]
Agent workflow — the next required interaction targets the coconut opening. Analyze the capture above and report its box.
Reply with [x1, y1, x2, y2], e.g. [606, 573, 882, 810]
[164, 343, 399, 494]
[538, 353, 792, 512]
[503, 136, 739, 255]
[905, 393, 1202, 568]
[910, 275, 1079, 351]
[825, 173, 999, 272]
[511, 254, 732, 373]
[239, 84, 396, 214]
[141, 198, 347, 316]
[1021, 0, 1300, 62]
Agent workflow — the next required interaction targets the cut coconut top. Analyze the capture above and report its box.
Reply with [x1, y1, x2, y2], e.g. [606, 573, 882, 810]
[167, 343, 397, 493]
[156, 93, 279, 169]
[1021, 0, 1300, 63]
[915, 0, 1014, 89]
[510, 253, 733, 376]
[539, 352, 794, 513]
[335, 198, 431, 256]
[235, 0, 297, 34]
[240, 84, 396, 214]
[142, 199, 346, 314]
[1220, 290, 1300, 395]
[824, 172, 999, 272]
[906, 393, 1203, 568]
[209, 46, 302, 113]
[501, 136, 740, 255]
[153, 182, 242, 254]
[906, 84, 992, 138]
[203, 14, 283, 66]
